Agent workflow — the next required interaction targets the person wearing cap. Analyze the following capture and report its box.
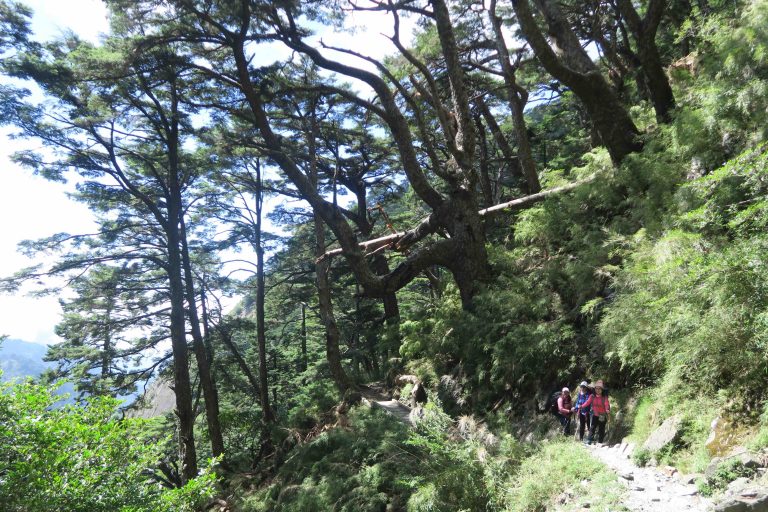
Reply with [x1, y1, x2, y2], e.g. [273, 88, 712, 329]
[571, 381, 593, 442]
[557, 387, 573, 435]
[581, 380, 610, 444]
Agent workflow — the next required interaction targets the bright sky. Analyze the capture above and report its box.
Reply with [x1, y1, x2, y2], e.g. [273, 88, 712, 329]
[0, 0, 108, 344]
[0, 1, 415, 345]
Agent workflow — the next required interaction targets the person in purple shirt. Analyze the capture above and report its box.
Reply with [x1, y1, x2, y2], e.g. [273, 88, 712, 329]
[571, 381, 592, 442]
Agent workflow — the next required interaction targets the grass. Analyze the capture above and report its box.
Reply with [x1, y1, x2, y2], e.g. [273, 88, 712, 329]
[504, 440, 626, 512]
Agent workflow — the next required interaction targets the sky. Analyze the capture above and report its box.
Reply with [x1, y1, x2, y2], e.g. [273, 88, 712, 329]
[0, 0, 108, 344]
[0, 1, 416, 345]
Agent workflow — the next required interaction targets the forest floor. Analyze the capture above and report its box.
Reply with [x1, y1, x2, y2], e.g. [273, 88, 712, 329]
[578, 442, 714, 512]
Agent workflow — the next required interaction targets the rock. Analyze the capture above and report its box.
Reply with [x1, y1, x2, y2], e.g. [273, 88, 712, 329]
[679, 473, 704, 485]
[715, 499, 749, 512]
[619, 471, 635, 481]
[679, 489, 699, 497]
[663, 465, 679, 477]
[727, 477, 750, 494]
[707, 418, 742, 457]
[738, 452, 765, 470]
[746, 494, 768, 512]
[643, 415, 683, 453]
[632, 485, 645, 491]
[706, 457, 724, 480]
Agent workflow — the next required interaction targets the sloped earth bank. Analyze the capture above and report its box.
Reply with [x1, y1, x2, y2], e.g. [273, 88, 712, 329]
[578, 442, 714, 512]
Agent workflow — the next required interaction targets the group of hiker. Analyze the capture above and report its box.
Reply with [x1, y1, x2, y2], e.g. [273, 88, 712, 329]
[554, 380, 611, 445]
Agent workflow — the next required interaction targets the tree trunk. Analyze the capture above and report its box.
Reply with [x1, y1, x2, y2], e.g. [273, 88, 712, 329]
[300, 302, 307, 373]
[314, 216, 352, 392]
[179, 217, 225, 457]
[217, 323, 262, 398]
[512, 0, 642, 164]
[166, 219, 197, 483]
[616, 0, 675, 123]
[488, 0, 541, 193]
[253, 160, 274, 423]
[307, 106, 351, 392]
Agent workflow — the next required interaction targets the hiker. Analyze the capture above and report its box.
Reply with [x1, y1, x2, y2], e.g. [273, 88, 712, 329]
[583, 380, 610, 444]
[571, 381, 592, 441]
[557, 387, 573, 435]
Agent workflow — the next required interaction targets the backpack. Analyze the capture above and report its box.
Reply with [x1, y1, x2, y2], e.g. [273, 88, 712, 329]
[547, 391, 562, 415]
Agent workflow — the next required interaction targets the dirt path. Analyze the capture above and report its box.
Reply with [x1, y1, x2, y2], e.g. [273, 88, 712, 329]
[587, 442, 714, 511]
[359, 384, 414, 425]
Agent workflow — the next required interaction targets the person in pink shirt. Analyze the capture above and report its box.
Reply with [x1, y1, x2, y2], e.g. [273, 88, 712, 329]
[582, 380, 610, 444]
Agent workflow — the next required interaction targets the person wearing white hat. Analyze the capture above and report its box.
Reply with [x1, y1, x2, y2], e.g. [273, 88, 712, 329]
[557, 387, 573, 436]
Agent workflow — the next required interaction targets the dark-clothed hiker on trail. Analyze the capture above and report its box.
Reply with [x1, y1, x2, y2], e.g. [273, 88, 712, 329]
[571, 381, 592, 442]
[557, 387, 572, 435]
[582, 380, 610, 444]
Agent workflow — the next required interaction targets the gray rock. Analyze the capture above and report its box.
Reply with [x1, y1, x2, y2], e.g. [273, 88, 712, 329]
[679, 473, 704, 485]
[620, 471, 635, 481]
[716, 499, 749, 512]
[728, 477, 751, 494]
[746, 494, 768, 512]
[738, 452, 766, 470]
[643, 415, 683, 453]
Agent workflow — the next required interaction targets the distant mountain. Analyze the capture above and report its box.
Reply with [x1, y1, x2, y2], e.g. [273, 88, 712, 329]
[0, 338, 50, 381]
[0, 338, 75, 401]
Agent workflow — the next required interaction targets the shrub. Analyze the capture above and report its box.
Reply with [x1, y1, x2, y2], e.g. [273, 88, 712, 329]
[632, 448, 652, 467]
[0, 378, 216, 512]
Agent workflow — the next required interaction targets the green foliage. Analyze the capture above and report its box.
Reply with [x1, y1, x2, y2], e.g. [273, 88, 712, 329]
[632, 448, 652, 467]
[0, 377, 217, 512]
[240, 407, 415, 511]
[700, 458, 758, 496]
[504, 440, 625, 511]
[601, 145, 768, 399]
[405, 405, 523, 512]
[749, 404, 768, 451]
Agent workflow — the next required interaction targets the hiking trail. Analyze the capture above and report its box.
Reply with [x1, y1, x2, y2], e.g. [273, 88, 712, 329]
[359, 384, 414, 425]
[582, 442, 714, 511]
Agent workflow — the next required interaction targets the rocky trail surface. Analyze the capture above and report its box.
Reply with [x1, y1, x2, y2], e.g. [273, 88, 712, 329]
[585, 442, 714, 511]
[359, 384, 414, 425]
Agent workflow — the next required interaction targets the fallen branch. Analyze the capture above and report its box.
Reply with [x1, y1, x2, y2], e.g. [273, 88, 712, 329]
[478, 175, 595, 216]
[319, 175, 595, 261]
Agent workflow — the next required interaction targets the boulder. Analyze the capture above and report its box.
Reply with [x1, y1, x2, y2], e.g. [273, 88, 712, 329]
[643, 415, 683, 453]
[678, 473, 704, 485]
[715, 499, 750, 512]
[727, 477, 751, 494]
[747, 493, 768, 512]
[707, 417, 741, 457]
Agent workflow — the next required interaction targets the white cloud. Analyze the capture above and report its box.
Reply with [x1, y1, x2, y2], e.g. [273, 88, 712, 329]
[24, 0, 109, 43]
